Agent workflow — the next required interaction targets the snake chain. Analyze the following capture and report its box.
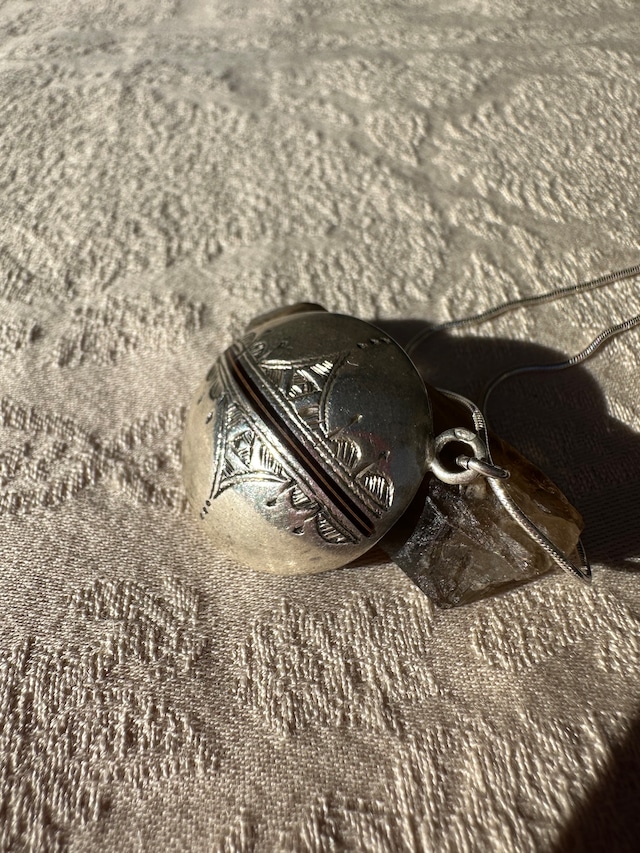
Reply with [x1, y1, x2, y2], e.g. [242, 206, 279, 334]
[419, 263, 640, 582]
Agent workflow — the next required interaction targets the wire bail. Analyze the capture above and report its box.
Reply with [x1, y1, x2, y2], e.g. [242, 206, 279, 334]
[431, 427, 509, 485]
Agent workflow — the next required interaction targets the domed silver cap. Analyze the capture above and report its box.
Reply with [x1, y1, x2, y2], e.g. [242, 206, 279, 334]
[182, 305, 433, 574]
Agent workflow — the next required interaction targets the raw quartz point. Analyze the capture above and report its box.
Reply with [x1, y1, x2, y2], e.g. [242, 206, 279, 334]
[382, 386, 584, 608]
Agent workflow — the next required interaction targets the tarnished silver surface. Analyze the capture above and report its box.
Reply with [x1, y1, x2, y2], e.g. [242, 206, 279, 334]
[182, 305, 433, 574]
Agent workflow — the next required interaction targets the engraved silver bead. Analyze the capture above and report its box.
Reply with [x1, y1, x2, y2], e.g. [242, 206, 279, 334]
[182, 304, 433, 574]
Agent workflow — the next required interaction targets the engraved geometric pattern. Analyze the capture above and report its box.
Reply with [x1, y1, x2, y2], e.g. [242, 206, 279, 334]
[1, 0, 639, 851]
[205, 337, 394, 544]
[205, 366, 358, 545]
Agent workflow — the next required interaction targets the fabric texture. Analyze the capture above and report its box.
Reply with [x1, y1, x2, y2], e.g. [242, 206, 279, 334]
[1, 1, 639, 850]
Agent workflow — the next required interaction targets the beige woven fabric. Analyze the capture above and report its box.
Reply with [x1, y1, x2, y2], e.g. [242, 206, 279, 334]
[1, 1, 639, 851]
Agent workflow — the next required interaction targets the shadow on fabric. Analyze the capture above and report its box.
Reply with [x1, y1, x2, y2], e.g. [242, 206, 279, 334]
[374, 319, 640, 850]
[375, 319, 640, 570]
[551, 712, 640, 853]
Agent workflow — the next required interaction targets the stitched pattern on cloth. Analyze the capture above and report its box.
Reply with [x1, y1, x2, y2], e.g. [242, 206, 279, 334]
[0, 578, 213, 853]
[54, 293, 204, 367]
[69, 578, 207, 674]
[0, 397, 187, 515]
[0, 224, 70, 303]
[280, 794, 400, 853]
[236, 593, 438, 735]
[0, 319, 40, 359]
[211, 812, 258, 853]
[471, 583, 640, 674]
[277, 713, 619, 853]
[366, 716, 613, 853]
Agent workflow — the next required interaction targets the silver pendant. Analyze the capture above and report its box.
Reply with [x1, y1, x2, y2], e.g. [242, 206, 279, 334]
[182, 304, 433, 574]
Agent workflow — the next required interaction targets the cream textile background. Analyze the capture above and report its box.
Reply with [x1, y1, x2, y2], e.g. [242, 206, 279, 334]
[1, 1, 639, 851]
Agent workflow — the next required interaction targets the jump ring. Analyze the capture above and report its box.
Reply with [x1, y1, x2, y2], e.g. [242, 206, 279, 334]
[430, 427, 488, 485]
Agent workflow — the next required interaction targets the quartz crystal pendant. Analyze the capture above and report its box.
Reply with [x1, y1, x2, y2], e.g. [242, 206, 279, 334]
[182, 304, 433, 574]
[382, 389, 584, 607]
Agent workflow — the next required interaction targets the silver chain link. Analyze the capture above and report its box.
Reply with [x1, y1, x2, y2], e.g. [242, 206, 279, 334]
[406, 263, 640, 356]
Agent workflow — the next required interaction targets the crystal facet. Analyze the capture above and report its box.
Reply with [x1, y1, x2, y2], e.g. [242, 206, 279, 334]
[382, 387, 584, 608]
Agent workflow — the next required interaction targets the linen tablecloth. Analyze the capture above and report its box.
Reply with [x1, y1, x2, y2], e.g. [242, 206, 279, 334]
[1, 1, 639, 850]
